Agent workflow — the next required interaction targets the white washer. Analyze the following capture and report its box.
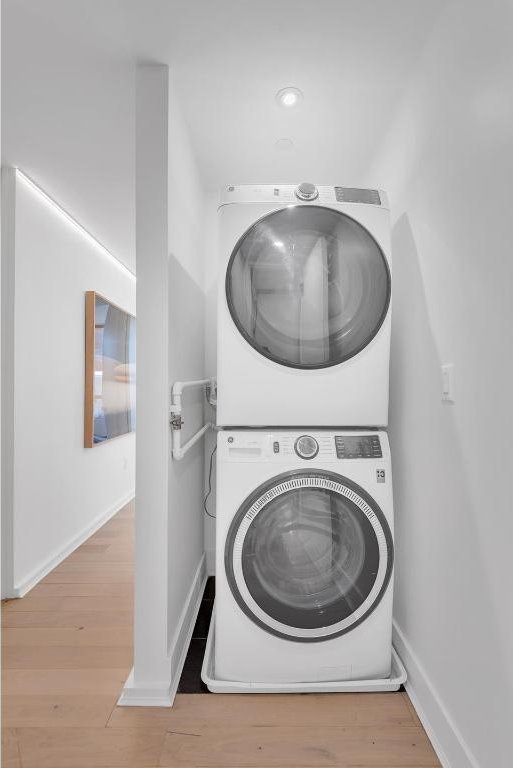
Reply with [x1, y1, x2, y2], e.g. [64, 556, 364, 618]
[215, 429, 394, 684]
[216, 184, 392, 427]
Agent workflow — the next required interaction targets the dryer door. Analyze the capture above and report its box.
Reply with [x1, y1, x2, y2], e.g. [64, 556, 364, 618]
[226, 206, 390, 369]
[225, 470, 393, 642]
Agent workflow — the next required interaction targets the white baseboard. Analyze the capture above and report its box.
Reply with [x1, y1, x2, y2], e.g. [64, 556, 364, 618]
[9, 490, 135, 598]
[118, 553, 207, 707]
[116, 668, 175, 708]
[393, 620, 479, 768]
[205, 547, 215, 576]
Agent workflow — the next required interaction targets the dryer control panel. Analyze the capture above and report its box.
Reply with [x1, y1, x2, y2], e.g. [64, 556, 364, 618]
[219, 184, 390, 210]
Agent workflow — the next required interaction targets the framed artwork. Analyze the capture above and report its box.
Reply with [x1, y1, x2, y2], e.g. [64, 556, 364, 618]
[84, 291, 136, 447]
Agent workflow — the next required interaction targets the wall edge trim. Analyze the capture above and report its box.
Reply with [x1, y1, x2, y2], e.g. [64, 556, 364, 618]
[1, 167, 17, 598]
[9, 490, 135, 598]
[393, 620, 479, 768]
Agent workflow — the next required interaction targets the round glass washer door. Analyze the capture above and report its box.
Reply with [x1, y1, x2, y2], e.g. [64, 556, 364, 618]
[225, 470, 394, 642]
[226, 206, 391, 369]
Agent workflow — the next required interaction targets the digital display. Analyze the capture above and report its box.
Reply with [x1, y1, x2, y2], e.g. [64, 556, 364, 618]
[334, 187, 381, 205]
[335, 435, 382, 459]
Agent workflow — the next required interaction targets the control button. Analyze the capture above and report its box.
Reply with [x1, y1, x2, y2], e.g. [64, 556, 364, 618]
[227, 436, 234, 443]
[273, 441, 280, 453]
[335, 436, 345, 459]
[370, 435, 382, 458]
[295, 182, 318, 201]
[294, 435, 319, 460]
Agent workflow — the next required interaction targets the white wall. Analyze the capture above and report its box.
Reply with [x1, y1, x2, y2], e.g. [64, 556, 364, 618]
[203, 193, 220, 572]
[368, 2, 513, 766]
[122, 66, 208, 707]
[0, 2, 3, 595]
[166, 72, 208, 667]
[2, 0, 137, 597]
[3, 170, 135, 597]
[126, 65, 171, 705]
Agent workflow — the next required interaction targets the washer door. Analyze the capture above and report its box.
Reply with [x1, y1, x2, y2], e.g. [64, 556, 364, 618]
[225, 470, 393, 642]
[226, 206, 390, 369]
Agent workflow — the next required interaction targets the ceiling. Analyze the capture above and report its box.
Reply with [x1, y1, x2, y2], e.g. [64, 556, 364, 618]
[130, 0, 447, 189]
[2, 0, 447, 270]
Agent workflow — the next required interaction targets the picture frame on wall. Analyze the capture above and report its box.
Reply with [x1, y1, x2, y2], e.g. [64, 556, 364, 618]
[84, 291, 136, 448]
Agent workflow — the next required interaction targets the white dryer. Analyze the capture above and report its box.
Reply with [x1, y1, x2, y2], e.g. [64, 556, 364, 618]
[215, 429, 394, 684]
[216, 184, 392, 427]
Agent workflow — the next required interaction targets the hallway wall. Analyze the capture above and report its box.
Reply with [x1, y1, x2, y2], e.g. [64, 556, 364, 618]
[368, 2, 513, 765]
[2, 0, 137, 598]
[2, 170, 135, 596]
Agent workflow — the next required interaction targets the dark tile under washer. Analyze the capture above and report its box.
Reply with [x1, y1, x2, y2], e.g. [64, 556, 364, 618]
[203, 576, 215, 601]
[177, 577, 215, 693]
[177, 639, 209, 693]
[192, 599, 214, 639]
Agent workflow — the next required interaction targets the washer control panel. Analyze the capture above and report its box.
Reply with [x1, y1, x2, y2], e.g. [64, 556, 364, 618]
[294, 435, 319, 459]
[335, 434, 382, 459]
[223, 432, 386, 462]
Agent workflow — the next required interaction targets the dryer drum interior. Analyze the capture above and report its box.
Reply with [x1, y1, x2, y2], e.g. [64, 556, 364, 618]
[225, 470, 394, 642]
[226, 206, 391, 369]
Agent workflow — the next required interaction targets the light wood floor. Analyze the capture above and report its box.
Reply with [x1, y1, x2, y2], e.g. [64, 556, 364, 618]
[2, 502, 441, 767]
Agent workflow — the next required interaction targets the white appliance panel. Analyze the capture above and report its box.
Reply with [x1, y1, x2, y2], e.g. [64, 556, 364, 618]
[215, 429, 394, 684]
[216, 186, 392, 427]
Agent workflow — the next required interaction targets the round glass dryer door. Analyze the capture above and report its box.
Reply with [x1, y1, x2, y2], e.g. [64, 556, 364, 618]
[225, 471, 393, 642]
[226, 206, 390, 369]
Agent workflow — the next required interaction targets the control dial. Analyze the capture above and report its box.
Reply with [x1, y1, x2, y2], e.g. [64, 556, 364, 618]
[295, 182, 318, 201]
[294, 435, 319, 460]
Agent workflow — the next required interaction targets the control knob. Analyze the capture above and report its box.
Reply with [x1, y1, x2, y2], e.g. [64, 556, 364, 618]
[295, 182, 318, 201]
[294, 435, 319, 459]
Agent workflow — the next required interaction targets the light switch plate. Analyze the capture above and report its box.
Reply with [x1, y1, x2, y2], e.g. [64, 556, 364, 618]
[441, 363, 455, 403]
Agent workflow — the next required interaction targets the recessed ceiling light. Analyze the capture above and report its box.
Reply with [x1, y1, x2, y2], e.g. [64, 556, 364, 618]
[276, 87, 303, 108]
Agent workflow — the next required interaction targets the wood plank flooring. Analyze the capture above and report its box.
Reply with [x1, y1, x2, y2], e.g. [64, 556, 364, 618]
[2, 501, 441, 767]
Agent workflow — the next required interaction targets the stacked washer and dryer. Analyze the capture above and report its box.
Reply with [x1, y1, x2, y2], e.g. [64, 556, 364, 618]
[210, 183, 397, 689]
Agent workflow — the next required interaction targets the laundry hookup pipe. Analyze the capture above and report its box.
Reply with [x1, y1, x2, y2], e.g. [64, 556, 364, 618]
[172, 422, 214, 461]
[170, 377, 216, 460]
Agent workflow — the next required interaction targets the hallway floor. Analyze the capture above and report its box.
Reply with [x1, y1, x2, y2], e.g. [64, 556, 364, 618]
[2, 503, 441, 767]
